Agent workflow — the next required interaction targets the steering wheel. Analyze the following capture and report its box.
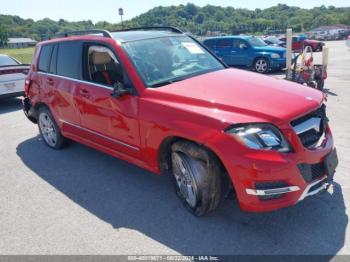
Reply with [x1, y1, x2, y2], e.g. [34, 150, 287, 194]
[132, 56, 165, 82]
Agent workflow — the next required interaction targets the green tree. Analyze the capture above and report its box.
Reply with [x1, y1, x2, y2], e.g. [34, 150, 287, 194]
[0, 24, 9, 46]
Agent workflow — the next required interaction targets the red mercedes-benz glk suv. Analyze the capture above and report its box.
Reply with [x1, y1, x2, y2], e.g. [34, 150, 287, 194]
[23, 27, 338, 216]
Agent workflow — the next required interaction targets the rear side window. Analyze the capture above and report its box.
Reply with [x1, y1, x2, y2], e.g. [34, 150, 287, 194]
[216, 38, 232, 48]
[203, 39, 215, 49]
[49, 45, 58, 74]
[38, 45, 53, 72]
[57, 41, 82, 79]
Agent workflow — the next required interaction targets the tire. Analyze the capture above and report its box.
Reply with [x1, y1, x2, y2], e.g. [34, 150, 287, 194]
[253, 57, 269, 73]
[38, 107, 68, 149]
[170, 141, 222, 216]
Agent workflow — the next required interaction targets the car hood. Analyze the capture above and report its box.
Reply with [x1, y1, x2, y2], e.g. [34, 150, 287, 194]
[254, 45, 286, 53]
[147, 68, 323, 125]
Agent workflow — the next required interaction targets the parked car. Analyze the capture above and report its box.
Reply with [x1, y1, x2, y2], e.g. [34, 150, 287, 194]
[262, 36, 285, 47]
[203, 35, 286, 73]
[279, 36, 325, 52]
[23, 28, 338, 216]
[0, 54, 29, 99]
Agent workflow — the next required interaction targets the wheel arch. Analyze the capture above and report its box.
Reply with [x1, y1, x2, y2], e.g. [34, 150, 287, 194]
[252, 54, 270, 67]
[28, 102, 50, 122]
[157, 135, 228, 178]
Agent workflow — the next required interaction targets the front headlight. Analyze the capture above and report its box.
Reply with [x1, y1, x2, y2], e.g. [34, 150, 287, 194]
[226, 124, 291, 152]
[270, 53, 281, 59]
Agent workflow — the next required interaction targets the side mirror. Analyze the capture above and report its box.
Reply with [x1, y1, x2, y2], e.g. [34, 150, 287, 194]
[111, 82, 130, 98]
[239, 43, 248, 49]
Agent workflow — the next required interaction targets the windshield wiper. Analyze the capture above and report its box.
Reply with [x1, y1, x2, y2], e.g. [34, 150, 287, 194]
[149, 78, 184, 88]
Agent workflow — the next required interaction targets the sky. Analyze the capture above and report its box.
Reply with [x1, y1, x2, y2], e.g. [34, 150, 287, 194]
[1, 0, 350, 23]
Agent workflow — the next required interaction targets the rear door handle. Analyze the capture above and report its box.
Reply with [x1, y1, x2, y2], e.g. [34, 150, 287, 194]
[46, 78, 54, 85]
[79, 89, 90, 99]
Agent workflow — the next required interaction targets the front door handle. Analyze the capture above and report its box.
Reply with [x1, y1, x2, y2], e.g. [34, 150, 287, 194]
[79, 89, 90, 98]
[46, 78, 54, 85]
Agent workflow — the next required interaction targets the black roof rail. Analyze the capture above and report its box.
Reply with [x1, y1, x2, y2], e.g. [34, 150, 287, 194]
[44, 29, 113, 40]
[113, 26, 184, 34]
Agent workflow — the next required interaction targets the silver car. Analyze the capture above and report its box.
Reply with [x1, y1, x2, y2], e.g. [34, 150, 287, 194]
[0, 54, 29, 99]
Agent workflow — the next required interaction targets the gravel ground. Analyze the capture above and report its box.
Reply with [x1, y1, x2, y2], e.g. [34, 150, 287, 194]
[0, 40, 349, 256]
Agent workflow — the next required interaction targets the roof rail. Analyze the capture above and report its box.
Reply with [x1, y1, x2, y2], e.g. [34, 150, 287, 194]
[113, 26, 184, 34]
[44, 29, 113, 40]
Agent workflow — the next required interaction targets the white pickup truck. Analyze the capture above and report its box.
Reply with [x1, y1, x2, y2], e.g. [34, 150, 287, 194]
[0, 54, 29, 99]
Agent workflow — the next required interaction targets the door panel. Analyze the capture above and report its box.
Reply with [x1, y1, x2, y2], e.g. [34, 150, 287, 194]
[41, 42, 81, 126]
[214, 38, 234, 65]
[231, 39, 249, 66]
[76, 83, 141, 157]
[48, 75, 81, 126]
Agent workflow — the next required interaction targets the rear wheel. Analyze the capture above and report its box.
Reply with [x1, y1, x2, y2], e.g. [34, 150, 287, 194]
[171, 141, 222, 216]
[38, 107, 68, 149]
[254, 58, 269, 73]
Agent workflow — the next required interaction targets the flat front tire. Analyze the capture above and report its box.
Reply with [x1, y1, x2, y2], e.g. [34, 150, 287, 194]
[171, 141, 222, 216]
[38, 107, 68, 149]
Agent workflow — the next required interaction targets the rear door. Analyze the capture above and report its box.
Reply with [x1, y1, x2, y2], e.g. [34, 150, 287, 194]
[39, 41, 82, 127]
[213, 38, 235, 65]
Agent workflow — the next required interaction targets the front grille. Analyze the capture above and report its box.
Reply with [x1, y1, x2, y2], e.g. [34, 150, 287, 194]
[298, 162, 326, 182]
[291, 105, 328, 148]
[256, 181, 288, 201]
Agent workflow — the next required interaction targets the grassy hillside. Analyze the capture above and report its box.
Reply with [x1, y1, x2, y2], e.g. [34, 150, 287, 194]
[0, 47, 34, 64]
[0, 4, 349, 39]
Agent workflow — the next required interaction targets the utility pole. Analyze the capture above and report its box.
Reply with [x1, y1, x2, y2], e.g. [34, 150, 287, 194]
[118, 8, 124, 28]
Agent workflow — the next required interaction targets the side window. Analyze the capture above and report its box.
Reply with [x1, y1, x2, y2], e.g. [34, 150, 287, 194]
[38, 45, 53, 72]
[233, 39, 247, 49]
[216, 38, 232, 49]
[49, 45, 58, 74]
[57, 41, 82, 79]
[203, 39, 214, 49]
[83, 45, 123, 87]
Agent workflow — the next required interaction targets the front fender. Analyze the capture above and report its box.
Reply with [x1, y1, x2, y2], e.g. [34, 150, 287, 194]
[138, 99, 227, 173]
[252, 52, 272, 64]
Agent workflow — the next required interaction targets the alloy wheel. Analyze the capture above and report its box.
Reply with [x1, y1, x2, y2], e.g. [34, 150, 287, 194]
[255, 59, 268, 73]
[39, 113, 58, 147]
[171, 152, 199, 208]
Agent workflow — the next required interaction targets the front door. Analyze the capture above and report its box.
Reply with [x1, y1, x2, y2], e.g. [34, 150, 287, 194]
[231, 39, 250, 66]
[76, 43, 141, 158]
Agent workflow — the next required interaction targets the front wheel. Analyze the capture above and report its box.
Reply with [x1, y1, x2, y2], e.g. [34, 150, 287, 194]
[38, 107, 68, 149]
[171, 141, 222, 216]
[253, 58, 269, 73]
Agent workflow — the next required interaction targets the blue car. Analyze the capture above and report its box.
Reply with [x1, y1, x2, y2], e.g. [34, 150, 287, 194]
[203, 35, 286, 73]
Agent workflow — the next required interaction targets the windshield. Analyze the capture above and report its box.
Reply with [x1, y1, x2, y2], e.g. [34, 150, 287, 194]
[122, 36, 224, 87]
[247, 37, 268, 47]
[0, 56, 19, 67]
[265, 37, 279, 44]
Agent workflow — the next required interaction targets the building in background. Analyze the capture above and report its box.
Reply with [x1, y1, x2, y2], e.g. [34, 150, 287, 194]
[6, 38, 37, 48]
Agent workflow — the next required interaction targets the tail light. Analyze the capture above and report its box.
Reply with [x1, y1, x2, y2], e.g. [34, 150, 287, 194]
[24, 79, 31, 96]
